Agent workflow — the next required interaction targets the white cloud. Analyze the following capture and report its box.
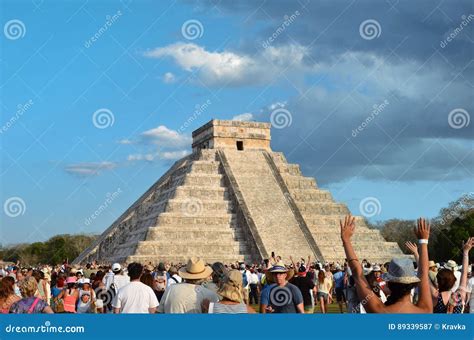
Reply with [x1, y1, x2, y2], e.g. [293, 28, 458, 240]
[143, 42, 309, 87]
[127, 150, 190, 162]
[117, 139, 133, 145]
[232, 113, 254, 121]
[140, 125, 191, 148]
[163, 72, 176, 84]
[64, 162, 117, 177]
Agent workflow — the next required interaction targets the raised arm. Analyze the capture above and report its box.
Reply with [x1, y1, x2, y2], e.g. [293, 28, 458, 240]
[405, 241, 420, 264]
[459, 237, 474, 302]
[414, 218, 432, 312]
[340, 215, 385, 313]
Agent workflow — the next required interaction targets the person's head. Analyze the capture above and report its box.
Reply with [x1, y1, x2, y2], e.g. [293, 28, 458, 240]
[211, 262, 227, 285]
[82, 279, 91, 291]
[0, 276, 15, 299]
[168, 266, 178, 276]
[164, 262, 171, 271]
[382, 258, 420, 306]
[178, 257, 213, 285]
[318, 269, 326, 284]
[372, 265, 382, 278]
[140, 272, 154, 289]
[31, 270, 43, 283]
[428, 261, 437, 273]
[18, 277, 38, 298]
[127, 262, 143, 281]
[111, 263, 122, 274]
[157, 262, 166, 272]
[94, 270, 105, 282]
[66, 276, 77, 289]
[80, 292, 91, 303]
[56, 277, 65, 288]
[218, 270, 243, 303]
[269, 261, 288, 285]
[436, 268, 456, 292]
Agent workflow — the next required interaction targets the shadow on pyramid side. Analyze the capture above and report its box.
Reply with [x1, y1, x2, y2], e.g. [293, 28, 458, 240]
[73, 120, 404, 265]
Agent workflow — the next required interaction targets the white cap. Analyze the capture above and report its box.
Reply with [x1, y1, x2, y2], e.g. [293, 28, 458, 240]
[112, 263, 121, 272]
[82, 278, 90, 284]
[95, 299, 104, 308]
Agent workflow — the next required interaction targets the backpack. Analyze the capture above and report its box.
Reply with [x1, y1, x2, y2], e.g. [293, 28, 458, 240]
[105, 282, 117, 311]
[242, 271, 248, 287]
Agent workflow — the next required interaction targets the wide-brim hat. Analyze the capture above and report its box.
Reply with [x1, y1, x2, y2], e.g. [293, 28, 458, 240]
[218, 270, 243, 303]
[444, 260, 458, 271]
[382, 258, 420, 284]
[269, 261, 288, 273]
[178, 257, 213, 280]
[428, 261, 437, 268]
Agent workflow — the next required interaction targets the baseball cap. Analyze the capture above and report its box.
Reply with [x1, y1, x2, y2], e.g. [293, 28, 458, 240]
[112, 263, 121, 272]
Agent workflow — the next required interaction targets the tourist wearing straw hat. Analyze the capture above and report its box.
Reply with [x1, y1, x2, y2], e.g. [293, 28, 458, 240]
[260, 261, 304, 313]
[158, 257, 219, 313]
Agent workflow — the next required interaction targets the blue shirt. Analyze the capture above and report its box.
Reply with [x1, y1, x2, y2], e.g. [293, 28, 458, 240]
[333, 271, 345, 288]
[261, 283, 303, 313]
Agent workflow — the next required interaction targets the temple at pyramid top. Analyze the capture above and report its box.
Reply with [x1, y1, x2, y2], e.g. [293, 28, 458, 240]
[192, 119, 272, 152]
[73, 119, 405, 265]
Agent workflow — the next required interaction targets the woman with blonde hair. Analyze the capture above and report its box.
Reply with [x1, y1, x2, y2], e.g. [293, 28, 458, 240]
[9, 277, 53, 313]
[202, 270, 255, 313]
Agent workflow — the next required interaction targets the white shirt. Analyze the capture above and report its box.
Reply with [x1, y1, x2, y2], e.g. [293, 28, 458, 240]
[249, 273, 259, 285]
[240, 270, 251, 289]
[158, 283, 219, 314]
[112, 281, 159, 313]
[451, 271, 461, 292]
[104, 272, 130, 292]
[167, 274, 182, 286]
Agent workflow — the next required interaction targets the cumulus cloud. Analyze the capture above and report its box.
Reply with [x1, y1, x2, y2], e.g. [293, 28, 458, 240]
[64, 162, 117, 177]
[232, 113, 254, 121]
[140, 125, 191, 148]
[143, 42, 309, 87]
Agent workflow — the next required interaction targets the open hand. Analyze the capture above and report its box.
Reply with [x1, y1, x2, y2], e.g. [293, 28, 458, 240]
[462, 237, 474, 254]
[414, 218, 430, 240]
[405, 241, 419, 256]
[340, 215, 356, 242]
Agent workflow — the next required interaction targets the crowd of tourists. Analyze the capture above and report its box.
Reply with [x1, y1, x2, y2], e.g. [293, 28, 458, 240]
[1, 216, 473, 314]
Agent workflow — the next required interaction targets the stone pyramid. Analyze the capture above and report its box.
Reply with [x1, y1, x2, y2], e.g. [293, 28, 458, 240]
[73, 120, 403, 265]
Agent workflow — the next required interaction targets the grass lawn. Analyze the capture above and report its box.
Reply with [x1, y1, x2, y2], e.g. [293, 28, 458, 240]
[250, 302, 344, 314]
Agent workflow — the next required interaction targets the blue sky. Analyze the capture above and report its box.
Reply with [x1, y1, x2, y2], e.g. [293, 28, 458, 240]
[1, 0, 473, 245]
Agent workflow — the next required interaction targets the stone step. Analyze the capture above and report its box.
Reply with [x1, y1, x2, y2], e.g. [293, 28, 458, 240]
[275, 164, 301, 176]
[190, 161, 220, 173]
[283, 176, 317, 189]
[164, 199, 232, 214]
[181, 174, 224, 187]
[302, 215, 368, 226]
[145, 227, 244, 241]
[290, 189, 333, 201]
[127, 254, 248, 265]
[196, 150, 218, 161]
[173, 187, 229, 201]
[296, 202, 349, 215]
[157, 213, 234, 226]
[134, 242, 247, 255]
